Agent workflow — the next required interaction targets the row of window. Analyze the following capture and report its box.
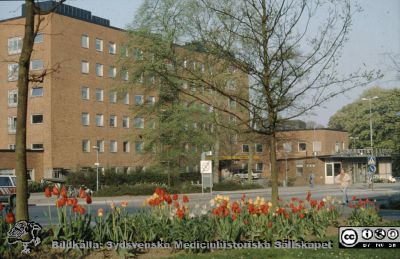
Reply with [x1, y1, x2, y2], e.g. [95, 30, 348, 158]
[242, 144, 264, 153]
[8, 34, 43, 55]
[81, 35, 144, 61]
[81, 113, 151, 129]
[7, 115, 43, 134]
[7, 87, 43, 107]
[82, 139, 143, 153]
[80, 87, 155, 105]
[7, 61, 44, 81]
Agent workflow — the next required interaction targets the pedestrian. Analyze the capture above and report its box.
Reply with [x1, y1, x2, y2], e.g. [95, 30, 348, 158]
[335, 168, 351, 204]
[309, 173, 315, 188]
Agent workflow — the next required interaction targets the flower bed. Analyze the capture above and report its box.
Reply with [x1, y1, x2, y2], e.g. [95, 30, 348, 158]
[0, 187, 382, 256]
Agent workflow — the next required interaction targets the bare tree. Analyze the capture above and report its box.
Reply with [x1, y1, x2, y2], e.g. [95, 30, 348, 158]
[15, 0, 65, 221]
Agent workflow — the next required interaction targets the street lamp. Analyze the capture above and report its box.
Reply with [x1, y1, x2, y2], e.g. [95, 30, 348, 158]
[361, 96, 379, 148]
[93, 145, 100, 191]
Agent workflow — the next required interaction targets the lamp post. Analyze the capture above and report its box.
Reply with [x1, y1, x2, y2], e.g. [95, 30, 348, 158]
[361, 96, 379, 148]
[93, 145, 100, 191]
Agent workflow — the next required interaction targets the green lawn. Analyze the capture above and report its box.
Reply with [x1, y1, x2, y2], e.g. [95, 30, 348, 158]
[168, 221, 400, 259]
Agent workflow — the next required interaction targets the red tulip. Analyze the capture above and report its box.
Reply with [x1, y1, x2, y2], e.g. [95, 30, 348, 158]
[5, 212, 15, 224]
[267, 221, 273, 228]
[176, 208, 185, 219]
[182, 195, 189, 203]
[44, 187, 52, 198]
[60, 186, 67, 198]
[79, 188, 87, 199]
[86, 195, 92, 205]
[231, 214, 237, 220]
[52, 186, 59, 196]
[172, 194, 178, 201]
[0, 202, 4, 211]
[56, 197, 67, 207]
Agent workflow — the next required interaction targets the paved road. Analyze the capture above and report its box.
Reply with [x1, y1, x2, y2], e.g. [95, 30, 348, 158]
[27, 182, 400, 225]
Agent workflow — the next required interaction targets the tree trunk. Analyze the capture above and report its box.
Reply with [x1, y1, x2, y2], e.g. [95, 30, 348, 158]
[270, 133, 278, 205]
[247, 143, 253, 184]
[16, 0, 35, 221]
[213, 113, 220, 184]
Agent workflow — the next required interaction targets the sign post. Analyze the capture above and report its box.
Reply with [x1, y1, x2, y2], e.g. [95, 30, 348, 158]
[200, 160, 212, 195]
[367, 156, 376, 190]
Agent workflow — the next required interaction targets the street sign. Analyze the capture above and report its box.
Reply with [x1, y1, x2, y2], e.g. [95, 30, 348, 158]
[367, 156, 376, 166]
[368, 165, 376, 173]
[200, 160, 212, 174]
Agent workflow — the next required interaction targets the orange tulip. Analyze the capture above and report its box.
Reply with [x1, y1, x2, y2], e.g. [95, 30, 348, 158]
[44, 187, 52, 198]
[60, 186, 68, 198]
[5, 212, 15, 224]
[52, 185, 59, 196]
[121, 201, 128, 207]
[56, 197, 67, 207]
[79, 188, 87, 199]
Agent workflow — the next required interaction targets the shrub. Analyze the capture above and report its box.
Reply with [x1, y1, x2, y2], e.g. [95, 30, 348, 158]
[94, 183, 170, 197]
[347, 197, 382, 226]
[28, 181, 50, 193]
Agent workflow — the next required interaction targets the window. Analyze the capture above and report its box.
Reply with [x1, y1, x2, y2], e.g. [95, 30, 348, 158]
[256, 163, 263, 172]
[229, 115, 237, 124]
[95, 38, 103, 51]
[96, 140, 104, 152]
[96, 63, 103, 77]
[109, 91, 117, 103]
[34, 33, 44, 43]
[182, 82, 188, 89]
[147, 96, 155, 106]
[31, 144, 43, 150]
[312, 141, 321, 153]
[229, 99, 236, 108]
[8, 63, 19, 81]
[191, 84, 196, 92]
[123, 141, 130, 152]
[134, 117, 144, 129]
[31, 60, 44, 70]
[81, 35, 89, 48]
[283, 142, 292, 153]
[133, 48, 143, 60]
[296, 160, 304, 176]
[0, 177, 12, 187]
[82, 139, 90, 152]
[8, 116, 17, 134]
[81, 87, 89, 100]
[255, 144, 263, 153]
[110, 140, 117, 152]
[8, 37, 22, 54]
[242, 144, 249, 153]
[109, 42, 116, 54]
[95, 89, 103, 101]
[230, 134, 238, 144]
[32, 87, 43, 97]
[8, 144, 16, 150]
[31, 114, 43, 124]
[122, 46, 128, 57]
[81, 113, 89, 126]
[8, 90, 18, 107]
[123, 93, 129, 104]
[183, 60, 188, 68]
[121, 70, 129, 81]
[135, 95, 143, 105]
[96, 114, 104, 127]
[108, 66, 116, 78]
[122, 116, 129, 128]
[135, 141, 143, 153]
[227, 79, 236, 90]
[109, 115, 117, 127]
[298, 142, 307, 152]
[81, 61, 89, 74]
[148, 120, 156, 129]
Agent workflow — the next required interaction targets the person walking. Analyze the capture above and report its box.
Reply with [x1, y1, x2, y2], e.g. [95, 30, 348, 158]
[309, 173, 315, 188]
[335, 168, 351, 204]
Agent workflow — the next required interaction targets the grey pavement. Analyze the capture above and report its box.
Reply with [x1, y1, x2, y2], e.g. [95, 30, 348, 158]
[28, 182, 400, 221]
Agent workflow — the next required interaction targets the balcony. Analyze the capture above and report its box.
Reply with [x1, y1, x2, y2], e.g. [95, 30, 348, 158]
[331, 148, 392, 158]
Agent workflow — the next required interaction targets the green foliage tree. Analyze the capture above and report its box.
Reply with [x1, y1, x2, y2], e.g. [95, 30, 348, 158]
[125, 0, 379, 205]
[328, 87, 400, 175]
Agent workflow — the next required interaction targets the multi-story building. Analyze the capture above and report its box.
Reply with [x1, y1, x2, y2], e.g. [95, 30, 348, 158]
[0, 1, 392, 185]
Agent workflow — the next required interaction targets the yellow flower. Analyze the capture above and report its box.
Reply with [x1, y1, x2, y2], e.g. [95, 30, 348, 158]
[97, 208, 104, 217]
[268, 202, 272, 207]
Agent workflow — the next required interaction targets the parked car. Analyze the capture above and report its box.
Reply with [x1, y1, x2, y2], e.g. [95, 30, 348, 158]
[0, 175, 17, 208]
[231, 169, 261, 180]
[0, 175, 30, 208]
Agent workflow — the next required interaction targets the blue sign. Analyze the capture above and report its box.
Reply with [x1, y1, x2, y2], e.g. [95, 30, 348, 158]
[367, 156, 376, 166]
[368, 165, 376, 173]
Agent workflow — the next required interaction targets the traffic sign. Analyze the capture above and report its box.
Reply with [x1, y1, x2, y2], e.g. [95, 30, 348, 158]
[200, 160, 212, 174]
[368, 165, 376, 173]
[367, 156, 376, 166]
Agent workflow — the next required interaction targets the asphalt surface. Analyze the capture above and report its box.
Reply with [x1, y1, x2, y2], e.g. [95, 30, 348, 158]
[27, 182, 400, 225]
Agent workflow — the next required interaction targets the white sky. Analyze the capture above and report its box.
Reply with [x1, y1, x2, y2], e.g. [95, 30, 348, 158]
[1, 0, 399, 126]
